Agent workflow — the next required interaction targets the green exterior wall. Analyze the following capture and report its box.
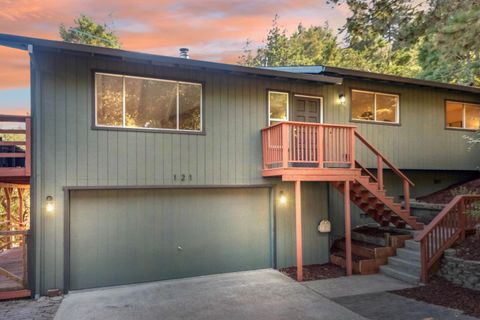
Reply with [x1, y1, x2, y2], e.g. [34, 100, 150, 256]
[325, 79, 480, 170]
[30, 47, 480, 295]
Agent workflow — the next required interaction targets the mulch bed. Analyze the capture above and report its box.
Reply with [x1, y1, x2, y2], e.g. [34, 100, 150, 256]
[280, 263, 345, 281]
[392, 276, 480, 318]
[453, 236, 480, 261]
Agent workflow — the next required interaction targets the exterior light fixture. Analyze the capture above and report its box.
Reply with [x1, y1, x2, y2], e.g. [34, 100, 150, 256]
[318, 219, 331, 233]
[45, 196, 55, 213]
[279, 191, 287, 204]
[338, 93, 346, 105]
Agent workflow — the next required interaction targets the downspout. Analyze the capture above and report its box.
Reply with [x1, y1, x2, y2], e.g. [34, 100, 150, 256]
[28, 44, 40, 299]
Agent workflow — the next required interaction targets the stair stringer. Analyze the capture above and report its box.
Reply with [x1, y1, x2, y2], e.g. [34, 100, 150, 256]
[354, 176, 421, 229]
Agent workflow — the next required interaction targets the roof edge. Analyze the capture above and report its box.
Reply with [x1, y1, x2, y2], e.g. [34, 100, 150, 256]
[0, 33, 343, 85]
[264, 65, 480, 95]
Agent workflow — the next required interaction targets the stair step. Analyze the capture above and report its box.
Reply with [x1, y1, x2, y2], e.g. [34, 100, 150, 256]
[404, 239, 421, 251]
[330, 252, 380, 275]
[396, 247, 421, 262]
[380, 265, 420, 285]
[334, 239, 395, 260]
[387, 256, 421, 274]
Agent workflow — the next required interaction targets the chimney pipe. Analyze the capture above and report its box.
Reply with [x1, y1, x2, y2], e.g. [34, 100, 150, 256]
[179, 48, 190, 59]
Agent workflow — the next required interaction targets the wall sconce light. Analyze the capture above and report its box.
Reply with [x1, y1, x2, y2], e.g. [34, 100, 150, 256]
[318, 219, 331, 233]
[338, 93, 346, 105]
[279, 191, 287, 204]
[45, 195, 55, 213]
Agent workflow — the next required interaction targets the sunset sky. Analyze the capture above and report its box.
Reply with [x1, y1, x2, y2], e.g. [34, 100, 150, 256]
[0, 0, 350, 115]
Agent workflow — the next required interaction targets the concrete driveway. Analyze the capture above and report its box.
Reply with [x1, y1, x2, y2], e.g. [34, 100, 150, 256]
[54, 269, 367, 320]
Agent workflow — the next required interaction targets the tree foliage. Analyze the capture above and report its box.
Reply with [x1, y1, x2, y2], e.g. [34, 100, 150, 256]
[59, 14, 121, 48]
[239, 0, 479, 87]
[415, 0, 480, 86]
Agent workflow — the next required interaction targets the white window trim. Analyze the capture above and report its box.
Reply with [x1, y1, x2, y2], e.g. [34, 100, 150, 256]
[268, 91, 289, 125]
[446, 100, 480, 130]
[351, 89, 400, 124]
[94, 72, 203, 132]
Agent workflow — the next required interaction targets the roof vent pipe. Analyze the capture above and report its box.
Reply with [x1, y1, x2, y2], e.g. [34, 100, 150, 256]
[179, 48, 190, 59]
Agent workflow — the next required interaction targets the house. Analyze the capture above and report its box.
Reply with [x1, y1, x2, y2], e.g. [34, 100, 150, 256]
[0, 33, 479, 298]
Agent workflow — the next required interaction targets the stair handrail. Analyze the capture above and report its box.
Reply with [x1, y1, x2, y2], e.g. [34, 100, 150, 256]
[354, 130, 414, 212]
[354, 131, 414, 187]
[415, 195, 480, 283]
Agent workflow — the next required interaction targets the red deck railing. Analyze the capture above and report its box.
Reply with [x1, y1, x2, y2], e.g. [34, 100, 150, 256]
[261, 122, 356, 169]
[0, 115, 31, 180]
[261, 122, 414, 209]
[416, 195, 480, 282]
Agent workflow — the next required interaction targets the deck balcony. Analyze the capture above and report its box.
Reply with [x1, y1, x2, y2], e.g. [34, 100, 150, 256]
[0, 114, 31, 299]
[0, 115, 31, 185]
[261, 122, 357, 181]
[261, 121, 419, 281]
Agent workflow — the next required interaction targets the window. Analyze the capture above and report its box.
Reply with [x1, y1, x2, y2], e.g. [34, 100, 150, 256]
[268, 91, 288, 125]
[351, 90, 399, 123]
[446, 100, 480, 130]
[95, 73, 202, 132]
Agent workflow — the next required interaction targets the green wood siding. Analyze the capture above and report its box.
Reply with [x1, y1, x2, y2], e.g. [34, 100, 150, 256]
[31, 48, 479, 294]
[325, 79, 480, 170]
[32, 49, 333, 294]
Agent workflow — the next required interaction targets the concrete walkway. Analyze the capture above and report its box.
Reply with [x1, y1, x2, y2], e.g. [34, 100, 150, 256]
[334, 292, 479, 320]
[303, 274, 414, 298]
[54, 269, 367, 320]
[54, 270, 479, 320]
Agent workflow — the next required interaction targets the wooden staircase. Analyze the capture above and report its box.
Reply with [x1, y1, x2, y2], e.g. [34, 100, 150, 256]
[332, 174, 424, 230]
[260, 121, 425, 280]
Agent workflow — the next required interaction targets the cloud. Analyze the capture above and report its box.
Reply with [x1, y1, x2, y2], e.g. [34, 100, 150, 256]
[0, 0, 349, 91]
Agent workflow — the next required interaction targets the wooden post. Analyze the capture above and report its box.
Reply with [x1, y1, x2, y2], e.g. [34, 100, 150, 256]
[295, 180, 303, 282]
[420, 239, 428, 283]
[18, 188, 23, 229]
[25, 117, 31, 176]
[4, 187, 12, 249]
[377, 156, 383, 191]
[317, 125, 323, 168]
[282, 123, 289, 169]
[344, 180, 352, 276]
[350, 128, 356, 168]
[459, 199, 466, 241]
[403, 180, 410, 212]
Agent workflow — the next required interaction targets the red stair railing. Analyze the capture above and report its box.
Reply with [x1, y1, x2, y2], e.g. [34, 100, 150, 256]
[354, 132, 414, 211]
[416, 195, 480, 283]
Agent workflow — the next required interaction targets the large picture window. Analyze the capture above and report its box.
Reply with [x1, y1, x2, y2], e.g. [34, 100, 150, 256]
[95, 73, 202, 132]
[268, 91, 289, 125]
[351, 89, 399, 124]
[446, 100, 480, 130]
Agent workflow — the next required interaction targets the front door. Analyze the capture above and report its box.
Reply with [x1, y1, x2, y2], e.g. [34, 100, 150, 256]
[292, 95, 323, 123]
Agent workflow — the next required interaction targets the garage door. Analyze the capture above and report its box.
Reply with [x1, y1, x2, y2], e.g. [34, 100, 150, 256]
[69, 188, 271, 290]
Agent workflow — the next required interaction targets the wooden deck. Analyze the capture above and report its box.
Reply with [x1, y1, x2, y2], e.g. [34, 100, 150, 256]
[261, 121, 420, 281]
[0, 248, 25, 291]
